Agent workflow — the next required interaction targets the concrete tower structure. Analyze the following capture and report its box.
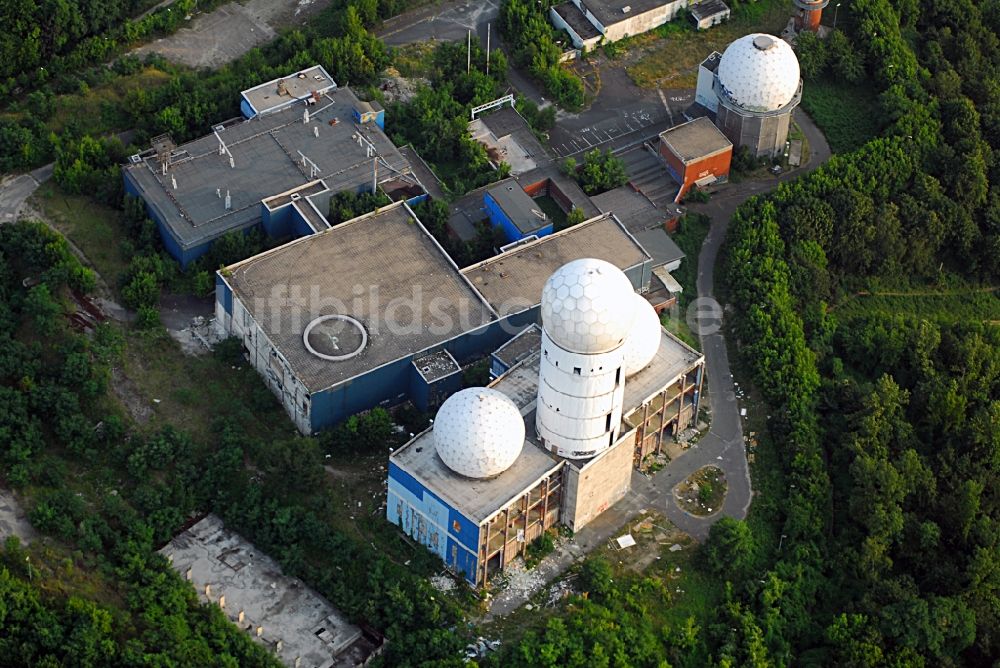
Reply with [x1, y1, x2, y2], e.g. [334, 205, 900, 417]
[793, 0, 829, 32]
[535, 259, 637, 459]
[711, 33, 802, 158]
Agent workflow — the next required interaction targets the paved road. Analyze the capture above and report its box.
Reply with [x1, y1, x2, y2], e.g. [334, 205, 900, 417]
[378, 0, 498, 47]
[647, 107, 833, 539]
[0, 163, 53, 223]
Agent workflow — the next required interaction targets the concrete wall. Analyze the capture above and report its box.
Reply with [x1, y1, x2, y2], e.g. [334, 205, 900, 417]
[694, 7, 730, 29]
[387, 462, 480, 584]
[549, 6, 602, 50]
[660, 143, 732, 200]
[716, 106, 793, 158]
[695, 64, 719, 113]
[560, 430, 635, 531]
[600, 0, 687, 42]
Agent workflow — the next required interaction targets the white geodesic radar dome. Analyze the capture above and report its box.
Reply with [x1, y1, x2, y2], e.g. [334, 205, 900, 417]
[717, 34, 800, 113]
[540, 258, 637, 355]
[623, 293, 661, 377]
[433, 388, 525, 479]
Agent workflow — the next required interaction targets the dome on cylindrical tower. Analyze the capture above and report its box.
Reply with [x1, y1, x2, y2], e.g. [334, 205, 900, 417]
[623, 293, 661, 377]
[433, 388, 524, 479]
[540, 258, 637, 355]
[717, 33, 800, 113]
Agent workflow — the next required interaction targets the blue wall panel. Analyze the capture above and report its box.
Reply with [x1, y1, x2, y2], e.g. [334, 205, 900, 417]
[240, 98, 256, 119]
[484, 191, 521, 243]
[387, 462, 480, 584]
[216, 274, 233, 315]
[262, 203, 293, 239]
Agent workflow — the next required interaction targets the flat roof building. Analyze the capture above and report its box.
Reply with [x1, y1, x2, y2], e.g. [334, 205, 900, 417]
[124, 76, 417, 266]
[240, 65, 337, 118]
[388, 314, 705, 586]
[484, 180, 553, 242]
[550, 0, 691, 49]
[658, 117, 733, 200]
[462, 213, 652, 316]
[215, 202, 504, 433]
[161, 515, 377, 667]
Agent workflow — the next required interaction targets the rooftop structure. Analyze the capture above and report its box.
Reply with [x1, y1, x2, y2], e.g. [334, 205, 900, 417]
[240, 65, 337, 118]
[484, 180, 552, 241]
[689, 0, 731, 29]
[124, 83, 414, 265]
[462, 214, 651, 316]
[632, 227, 686, 271]
[161, 515, 374, 668]
[660, 116, 734, 163]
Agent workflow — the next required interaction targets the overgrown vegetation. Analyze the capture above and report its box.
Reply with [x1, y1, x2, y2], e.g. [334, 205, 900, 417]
[563, 148, 628, 196]
[499, 0, 585, 110]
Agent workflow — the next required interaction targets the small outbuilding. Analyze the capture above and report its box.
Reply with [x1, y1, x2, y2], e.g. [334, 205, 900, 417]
[658, 117, 733, 201]
[689, 0, 731, 30]
[484, 180, 553, 242]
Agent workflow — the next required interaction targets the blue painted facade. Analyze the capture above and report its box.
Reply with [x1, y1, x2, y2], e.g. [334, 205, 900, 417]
[409, 364, 463, 413]
[304, 312, 538, 432]
[262, 201, 294, 238]
[124, 169, 211, 267]
[240, 98, 256, 119]
[483, 191, 554, 243]
[352, 106, 385, 130]
[216, 274, 233, 316]
[386, 461, 480, 584]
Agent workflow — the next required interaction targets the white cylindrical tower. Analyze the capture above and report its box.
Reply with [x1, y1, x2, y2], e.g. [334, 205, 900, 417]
[535, 258, 637, 459]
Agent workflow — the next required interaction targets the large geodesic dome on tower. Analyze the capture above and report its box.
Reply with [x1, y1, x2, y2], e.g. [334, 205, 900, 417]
[539, 258, 637, 355]
[698, 32, 803, 159]
[433, 387, 525, 479]
[717, 34, 801, 113]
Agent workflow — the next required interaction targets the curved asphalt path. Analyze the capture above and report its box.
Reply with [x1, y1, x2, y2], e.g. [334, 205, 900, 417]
[632, 108, 832, 540]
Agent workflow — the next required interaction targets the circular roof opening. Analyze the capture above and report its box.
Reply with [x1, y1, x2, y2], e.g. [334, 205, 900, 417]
[753, 35, 775, 50]
[303, 315, 368, 361]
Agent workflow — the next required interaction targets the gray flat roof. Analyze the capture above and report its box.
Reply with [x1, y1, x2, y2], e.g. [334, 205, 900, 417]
[462, 214, 650, 316]
[492, 324, 543, 370]
[160, 515, 363, 667]
[660, 117, 733, 163]
[553, 2, 602, 40]
[223, 203, 495, 393]
[583, 0, 672, 28]
[624, 329, 703, 407]
[690, 0, 730, 20]
[125, 86, 412, 252]
[242, 65, 336, 115]
[633, 227, 685, 268]
[591, 187, 680, 232]
[392, 428, 561, 524]
[487, 181, 549, 235]
[413, 350, 461, 383]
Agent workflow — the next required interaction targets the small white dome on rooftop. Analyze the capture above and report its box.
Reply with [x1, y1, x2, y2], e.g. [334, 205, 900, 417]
[717, 33, 800, 113]
[434, 388, 524, 479]
[623, 293, 661, 377]
[540, 258, 637, 355]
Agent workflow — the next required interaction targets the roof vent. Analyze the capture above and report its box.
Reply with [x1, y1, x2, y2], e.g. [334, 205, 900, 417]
[622, 5, 631, 13]
[753, 35, 775, 50]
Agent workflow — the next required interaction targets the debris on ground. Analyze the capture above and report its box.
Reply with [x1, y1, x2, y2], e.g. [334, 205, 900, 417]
[429, 574, 457, 593]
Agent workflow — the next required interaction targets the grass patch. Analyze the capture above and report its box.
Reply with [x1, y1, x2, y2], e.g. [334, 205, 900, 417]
[49, 67, 172, 135]
[390, 42, 437, 78]
[671, 213, 709, 305]
[30, 182, 131, 291]
[628, 0, 789, 89]
[831, 285, 1000, 324]
[800, 76, 882, 154]
[675, 466, 727, 516]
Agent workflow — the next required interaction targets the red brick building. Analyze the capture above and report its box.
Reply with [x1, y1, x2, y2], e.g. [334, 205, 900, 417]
[658, 117, 733, 202]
